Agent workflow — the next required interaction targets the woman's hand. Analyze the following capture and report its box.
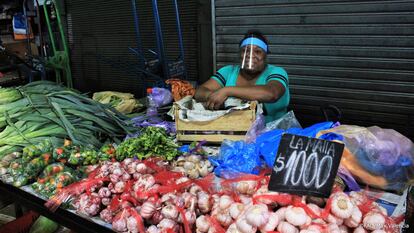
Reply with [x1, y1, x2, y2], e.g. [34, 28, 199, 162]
[206, 88, 229, 110]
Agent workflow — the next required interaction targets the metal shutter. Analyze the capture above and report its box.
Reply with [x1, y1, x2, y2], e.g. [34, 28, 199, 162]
[65, 0, 198, 97]
[214, 0, 414, 139]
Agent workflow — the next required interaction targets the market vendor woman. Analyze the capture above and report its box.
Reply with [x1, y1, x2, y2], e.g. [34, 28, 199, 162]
[195, 30, 290, 123]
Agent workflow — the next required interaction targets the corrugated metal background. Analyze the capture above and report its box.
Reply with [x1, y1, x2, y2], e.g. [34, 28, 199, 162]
[65, 0, 198, 97]
[214, 0, 414, 139]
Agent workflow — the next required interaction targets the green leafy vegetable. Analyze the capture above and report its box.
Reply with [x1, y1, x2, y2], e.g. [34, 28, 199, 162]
[116, 127, 179, 161]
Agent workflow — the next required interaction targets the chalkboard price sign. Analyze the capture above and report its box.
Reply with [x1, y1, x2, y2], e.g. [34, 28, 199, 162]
[268, 134, 344, 197]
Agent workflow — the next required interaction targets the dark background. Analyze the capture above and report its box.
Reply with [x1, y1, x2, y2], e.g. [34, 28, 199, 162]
[63, 0, 414, 139]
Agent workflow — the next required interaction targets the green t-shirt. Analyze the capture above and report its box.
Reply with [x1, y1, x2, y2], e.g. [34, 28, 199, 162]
[211, 64, 290, 123]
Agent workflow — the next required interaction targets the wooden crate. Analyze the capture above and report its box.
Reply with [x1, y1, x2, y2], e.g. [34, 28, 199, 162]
[175, 102, 257, 143]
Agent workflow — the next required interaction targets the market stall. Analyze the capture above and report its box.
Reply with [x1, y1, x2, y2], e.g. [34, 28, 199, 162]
[0, 80, 412, 233]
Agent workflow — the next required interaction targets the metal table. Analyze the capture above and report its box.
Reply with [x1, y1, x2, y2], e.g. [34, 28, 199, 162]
[0, 181, 114, 233]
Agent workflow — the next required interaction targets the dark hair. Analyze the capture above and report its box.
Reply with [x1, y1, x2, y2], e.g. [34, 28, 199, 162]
[239, 29, 270, 53]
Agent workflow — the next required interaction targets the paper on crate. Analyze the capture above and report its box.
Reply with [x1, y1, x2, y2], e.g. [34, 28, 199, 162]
[169, 96, 262, 122]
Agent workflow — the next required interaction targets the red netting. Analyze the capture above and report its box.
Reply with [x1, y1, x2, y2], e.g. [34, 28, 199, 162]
[164, 228, 176, 233]
[87, 166, 101, 179]
[192, 173, 215, 192]
[154, 171, 185, 185]
[309, 223, 329, 232]
[221, 174, 262, 187]
[206, 215, 226, 233]
[357, 189, 383, 216]
[230, 191, 241, 203]
[291, 196, 321, 219]
[128, 207, 146, 233]
[45, 177, 108, 212]
[110, 195, 121, 212]
[135, 189, 159, 200]
[126, 180, 134, 192]
[321, 195, 333, 220]
[157, 180, 193, 194]
[252, 193, 293, 206]
[176, 205, 192, 233]
[143, 158, 166, 173]
[121, 194, 139, 206]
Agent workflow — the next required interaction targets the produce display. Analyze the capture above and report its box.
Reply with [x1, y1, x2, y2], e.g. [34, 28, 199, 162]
[0, 81, 411, 233]
[0, 81, 135, 156]
[0, 139, 111, 192]
[43, 159, 403, 233]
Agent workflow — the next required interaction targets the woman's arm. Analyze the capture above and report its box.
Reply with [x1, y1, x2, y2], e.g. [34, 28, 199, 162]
[226, 81, 285, 102]
[206, 81, 285, 110]
[194, 78, 223, 102]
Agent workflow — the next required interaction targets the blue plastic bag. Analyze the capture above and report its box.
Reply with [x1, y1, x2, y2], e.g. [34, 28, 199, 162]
[210, 140, 261, 178]
[256, 121, 337, 167]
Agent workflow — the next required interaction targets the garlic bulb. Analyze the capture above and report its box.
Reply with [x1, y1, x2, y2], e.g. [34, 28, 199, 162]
[229, 203, 245, 219]
[196, 215, 210, 233]
[172, 154, 213, 178]
[236, 217, 257, 233]
[219, 195, 234, 210]
[215, 209, 233, 227]
[259, 212, 280, 232]
[161, 204, 179, 220]
[245, 204, 270, 227]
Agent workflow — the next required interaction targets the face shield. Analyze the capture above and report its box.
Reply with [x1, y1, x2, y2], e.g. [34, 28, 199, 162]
[240, 37, 268, 73]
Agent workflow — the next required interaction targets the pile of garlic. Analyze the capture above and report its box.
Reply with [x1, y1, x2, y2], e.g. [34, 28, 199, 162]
[171, 155, 214, 179]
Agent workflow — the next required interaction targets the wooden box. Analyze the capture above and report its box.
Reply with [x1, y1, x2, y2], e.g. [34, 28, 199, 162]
[175, 102, 257, 143]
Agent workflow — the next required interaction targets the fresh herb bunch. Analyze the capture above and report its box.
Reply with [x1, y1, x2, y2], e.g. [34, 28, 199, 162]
[116, 126, 179, 161]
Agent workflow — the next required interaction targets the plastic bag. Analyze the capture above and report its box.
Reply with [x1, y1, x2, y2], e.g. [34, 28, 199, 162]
[146, 87, 173, 118]
[148, 87, 173, 108]
[264, 110, 302, 131]
[257, 121, 337, 167]
[245, 114, 266, 143]
[92, 91, 142, 114]
[317, 125, 414, 192]
[209, 140, 261, 177]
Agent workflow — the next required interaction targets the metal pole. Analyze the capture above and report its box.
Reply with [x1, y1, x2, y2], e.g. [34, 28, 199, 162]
[43, 1, 57, 55]
[130, 0, 145, 66]
[211, 0, 217, 73]
[23, 0, 32, 57]
[52, 0, 72, 87]
[35, 0, 44, 57]
[152, 0, 169, 81]
[172, 0, 187, 79]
